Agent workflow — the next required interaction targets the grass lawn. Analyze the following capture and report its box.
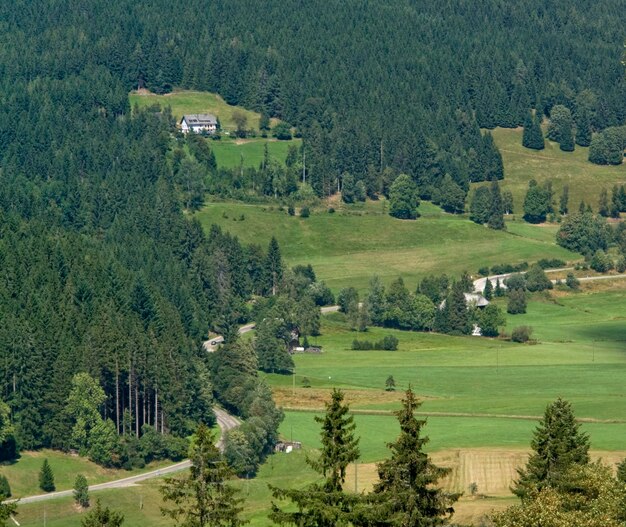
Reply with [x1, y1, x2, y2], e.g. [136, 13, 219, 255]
[489, 127, 626, 214]
[211, 137, 301, 169]
[195, 201, 577, 292]
[0, 449, 171, 498]
[129, 89, 280, 132]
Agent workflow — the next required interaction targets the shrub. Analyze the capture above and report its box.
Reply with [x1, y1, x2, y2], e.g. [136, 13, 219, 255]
[537, 258, 566, 269]
[0, 475, 11, 498]
[352, 336, 398, 351]
[287, 206, 295, 216]
[327, 207, 335, 213]
[511, 326, 533, 343]
[525, 264, 553, 292]
[300, 207, 310, 218]
[505, 273, 526, 291]
[565, 272, 580, 290]
[617, 256, 626, 273]
[590, 249, 613, 273]
[477, 267, 490, 277]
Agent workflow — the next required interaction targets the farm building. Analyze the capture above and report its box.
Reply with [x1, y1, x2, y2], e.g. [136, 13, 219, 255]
[439, 293, 489, 310]
[180, 114, 218, 134]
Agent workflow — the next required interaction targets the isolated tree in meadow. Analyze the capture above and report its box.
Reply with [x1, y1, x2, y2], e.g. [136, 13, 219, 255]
[0, 499, 17, 527]
[523, 179, 553, 223]
[513, 398, 590, 501]
[39, 458, 55, 492]
[270, 389, 360, 526]
[507, 289, 527, 315]
[81, 500, 124, 527]
[161, 424, 246, 527]
[365, 388, 459, 526]
[565, 272, 580, 290]
[389, 174, 419, 219]
[385, 375, 396, 392]
[74, 474, 90, 508]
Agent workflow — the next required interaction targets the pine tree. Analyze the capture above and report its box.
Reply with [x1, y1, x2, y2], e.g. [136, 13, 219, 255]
[438, 282, 470, 335]
[39, 459, 55, 492]
[598, 188, 610, 217]
[487, 179, 505, 230]
[81, 499, 124, 527]
[270, 389, 360, 526]
[365, 275, 387, 326]
[483, 278, 493, 300]
[265, 237, 283, 296]
[495, 278, 504, 297]
[161, 424, 246, 527]
[513, 398, 590, 501]
[385, 375, 396, 392]
[522, 112, 544, 150]
[0, 475, 11, 498]
[575, 107, 592, 147]
[367, 388, 459, 525]
[74, 474, 90, 508]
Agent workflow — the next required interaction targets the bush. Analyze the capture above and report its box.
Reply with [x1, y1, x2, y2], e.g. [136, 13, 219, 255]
[617, 256, 626, 273]
[300, 207, 310, 218]
[504, 273, 526, 291]
[537, 258, 566, 269]
[525, 264, 553, 292]
[308, 281, 335, 306]
[352, 335, 398, 351]
[490, 262, 529, 275]
[590, 249, 613, 273]
[328, 207, 335, 214]
[565, 272, 580, 290]
[511, 326, 533, 343]
[287, 206, 295, 216]
[477, 267, 490, 276]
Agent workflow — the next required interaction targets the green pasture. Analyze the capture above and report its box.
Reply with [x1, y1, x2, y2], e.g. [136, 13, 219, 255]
[129, 89, 279, 132]
[489, 127, 626, 214]
[0, 449, 170, 498]
[195, 201, 577, 292]
[211, 137, 301, 169]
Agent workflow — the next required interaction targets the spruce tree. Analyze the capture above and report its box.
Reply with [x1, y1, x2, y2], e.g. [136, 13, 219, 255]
[521, 111, 534, 149]
[74, 474, 90, 508]
[575, 107, 592, 147]
[0, 475, 10, 498]
[598, 188, 610, 217]
[483, 278, 493, 300]
[513, 398, 590, 501]
[439, 282, 470, 335]
[522, 112, 545, 150]
[161, 424, 246, 527]
[385, 375, 396, 391]
[81, 499, 124, 527]
[367, 388, 459, 525]
[487, 179, 505, 230]
[39, 459, 55, 492]
[365, 276, 387, 326]
[265, 237, 283, 296]
[559, 117, 575, 152]
[495, 278, 504, 297]
[469, 186, 492, 224]
[270, 389, 360, 526]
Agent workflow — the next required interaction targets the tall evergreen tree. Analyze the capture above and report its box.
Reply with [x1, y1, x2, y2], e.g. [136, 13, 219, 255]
[522, 111, 545, 150]
[487, 179, 505, 230]
[39, 459, 55, 492]
[559, 185, 569, 215]
[265, 237, 283, 296]
[598, 188, 610, 217]
[483, 278, 493, 300]
[469, 186, 492, 225]
[575, 107, 592, 147]
[81, 499, 124, 527]
[438, 282, 470, 335]
[364, 388, 459, 526]
[270, 389, 360, 526]
[161, 424, 246, 527]
[74, 474, 90, 508]
[513, 398, 590, 501]
[366, 276, 387, 326]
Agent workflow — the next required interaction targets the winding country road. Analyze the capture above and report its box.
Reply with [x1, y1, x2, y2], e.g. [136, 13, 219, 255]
[13, 408, 240, 505]
[472, 268, 626, 293]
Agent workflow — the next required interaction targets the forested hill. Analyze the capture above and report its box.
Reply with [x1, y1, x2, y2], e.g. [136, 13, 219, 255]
[0, 0, 623, 455]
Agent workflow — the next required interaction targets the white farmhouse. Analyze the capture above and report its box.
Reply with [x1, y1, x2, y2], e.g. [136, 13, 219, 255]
[180, 114, 218, 134]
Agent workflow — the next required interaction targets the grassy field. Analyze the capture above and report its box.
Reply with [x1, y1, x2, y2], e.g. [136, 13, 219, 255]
[211, 137, 301, 169]
[0, 449, 170, 497]
[489, 127, 626, 213]
[195, 201, 576, 292]
[129, 89, 280, 132]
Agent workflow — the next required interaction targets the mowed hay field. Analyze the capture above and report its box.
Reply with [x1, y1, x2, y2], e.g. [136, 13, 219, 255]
[196, 201, 576, 292]
[210, 137, 301, 169]
[489, 127, 626, 213]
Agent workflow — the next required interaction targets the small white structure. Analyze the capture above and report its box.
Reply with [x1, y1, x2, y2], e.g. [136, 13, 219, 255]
[180, 114, 218, 134]
[439, 293, 490, 310]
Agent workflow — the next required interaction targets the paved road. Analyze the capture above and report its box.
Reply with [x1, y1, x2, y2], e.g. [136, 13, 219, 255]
[13, 408, 240, 505]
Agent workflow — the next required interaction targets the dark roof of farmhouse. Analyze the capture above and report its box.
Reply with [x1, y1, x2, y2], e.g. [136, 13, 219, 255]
[181, 114, 217, 125]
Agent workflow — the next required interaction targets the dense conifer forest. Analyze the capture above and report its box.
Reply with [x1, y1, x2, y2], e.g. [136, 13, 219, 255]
[0, 0, 624, 468]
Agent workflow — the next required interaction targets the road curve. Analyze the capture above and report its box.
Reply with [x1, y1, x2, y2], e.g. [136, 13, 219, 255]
[13, 408, 240, 505]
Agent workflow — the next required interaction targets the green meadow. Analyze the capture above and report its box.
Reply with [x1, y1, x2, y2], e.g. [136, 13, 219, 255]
[211, 137, 301, 169]
[489, 127, 626, 213]
[196, 201, 576, 292]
